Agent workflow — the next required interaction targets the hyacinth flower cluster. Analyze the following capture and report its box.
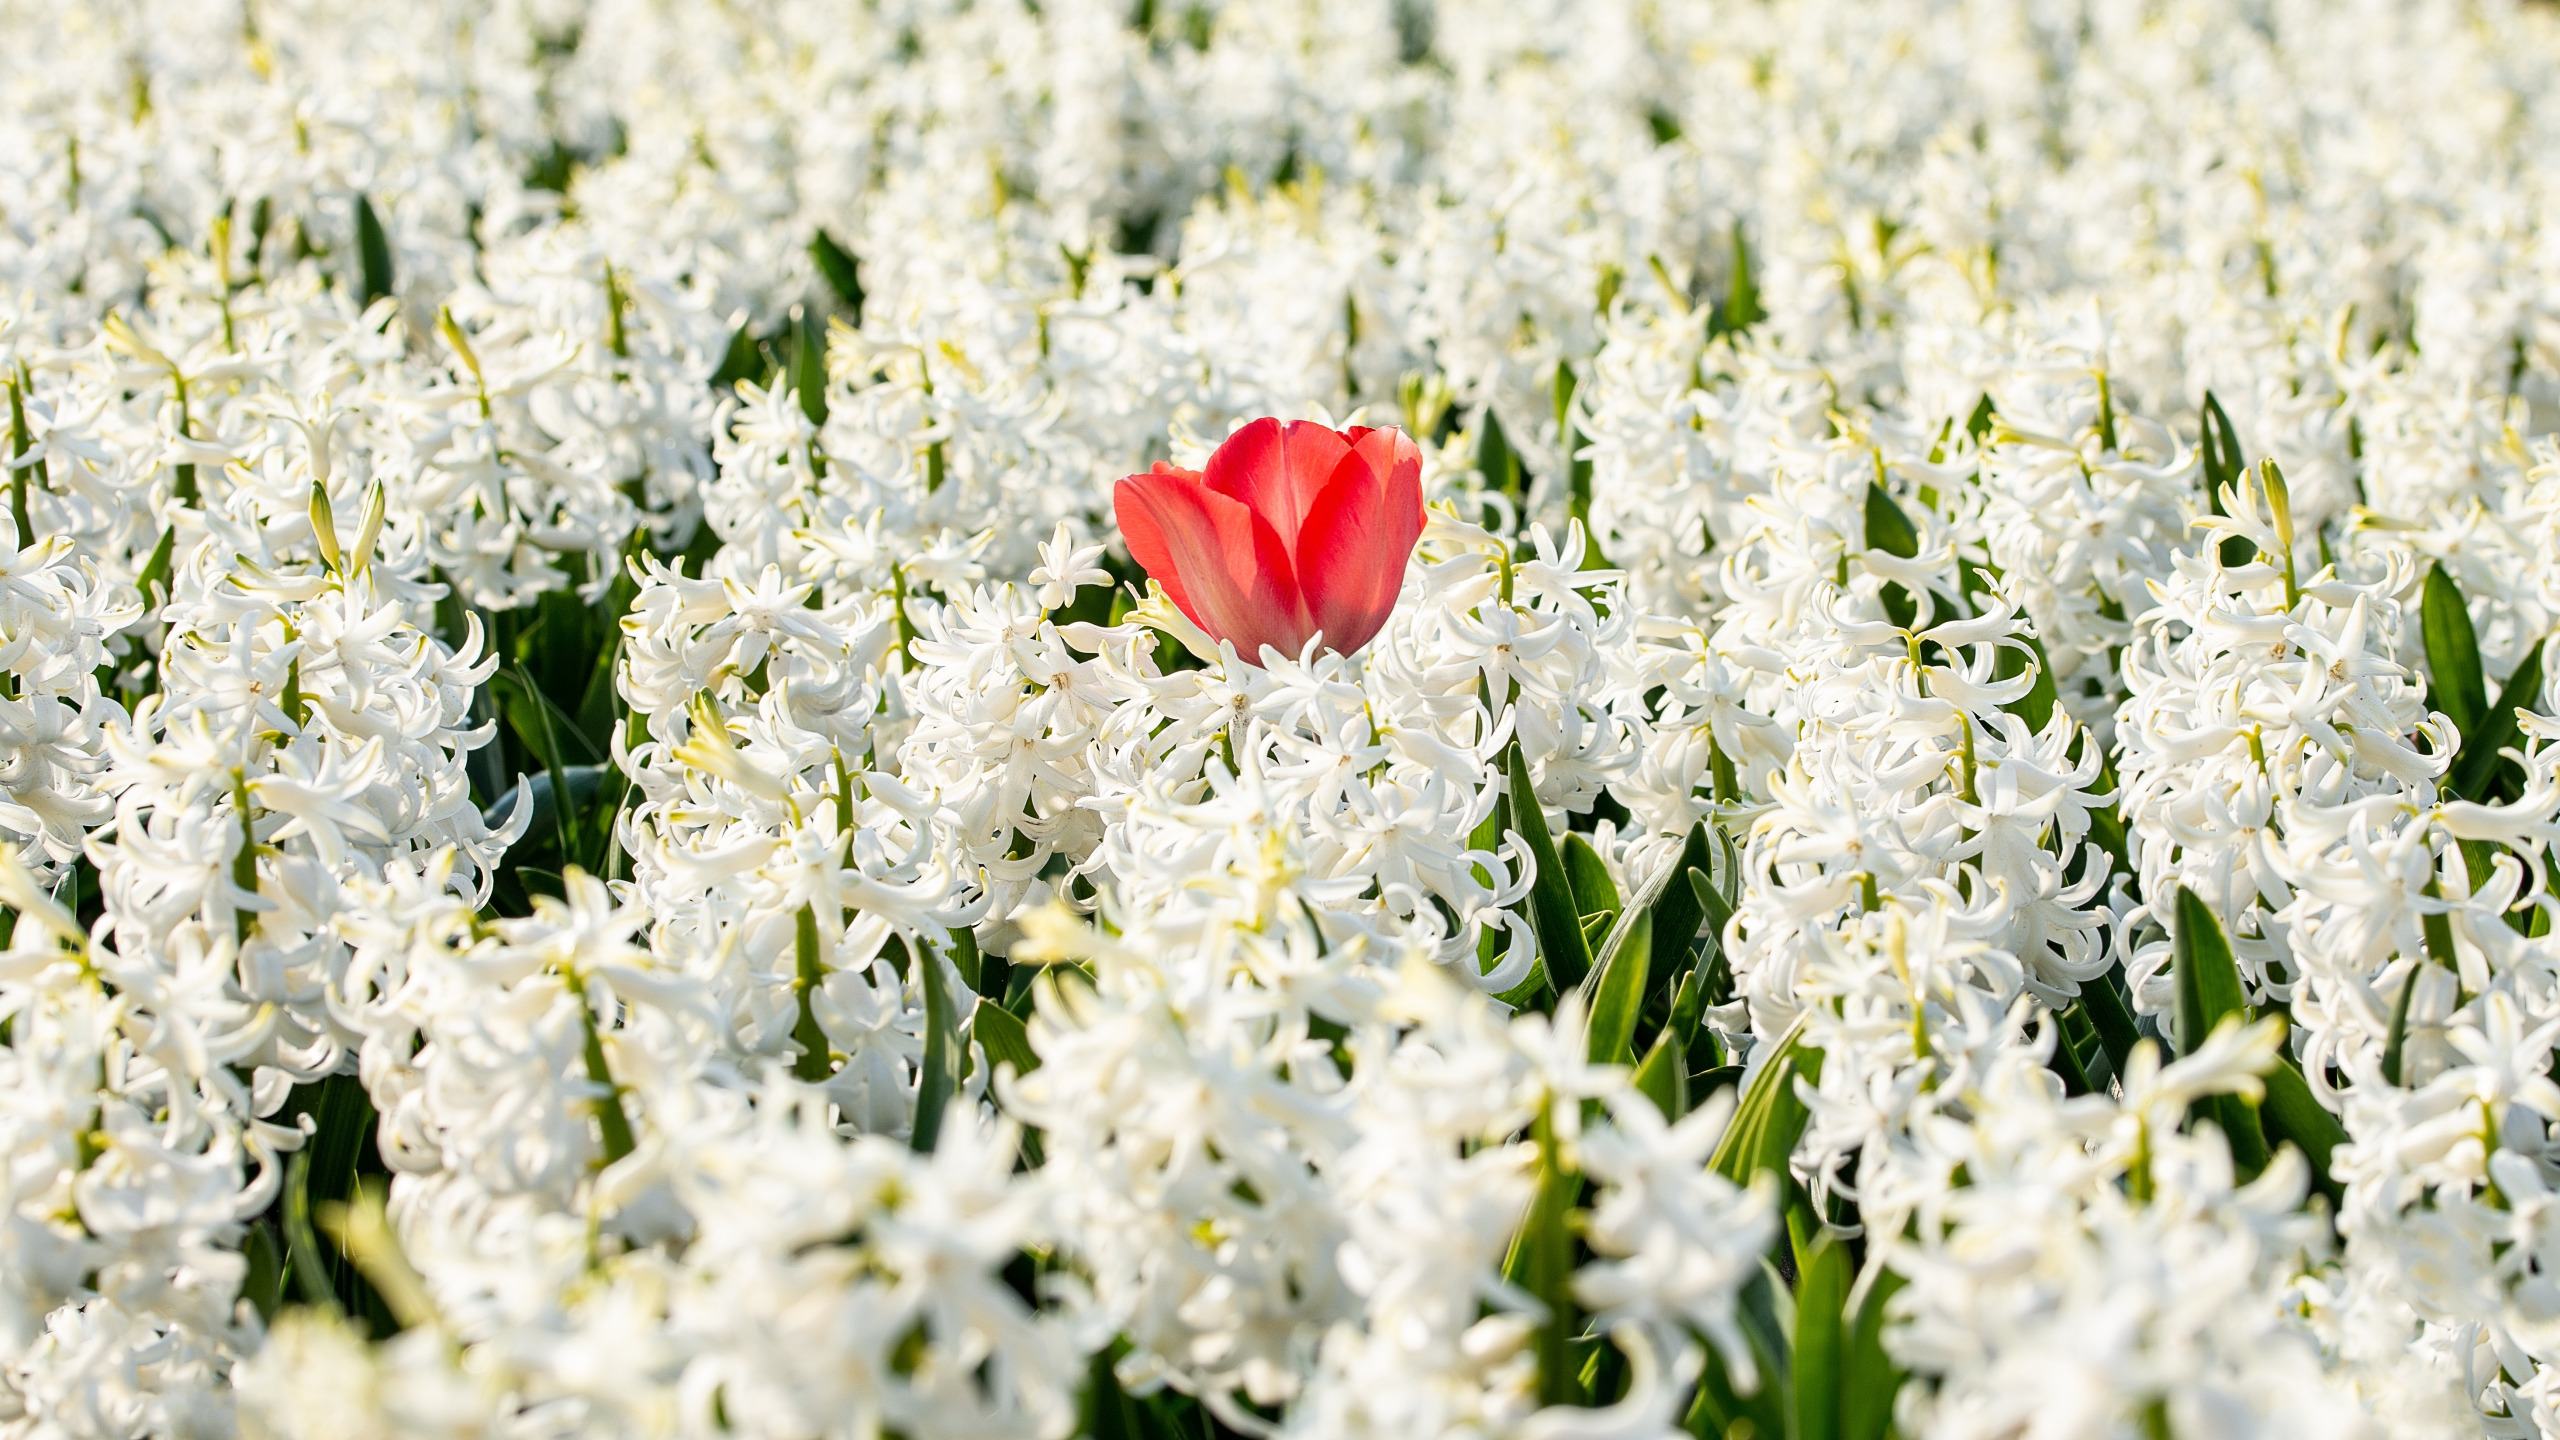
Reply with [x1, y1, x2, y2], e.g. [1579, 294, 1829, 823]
[10, 2, 2560, 1439]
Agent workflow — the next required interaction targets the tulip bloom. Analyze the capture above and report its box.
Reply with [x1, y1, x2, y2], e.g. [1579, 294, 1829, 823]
[1114, 419, 1426, 666]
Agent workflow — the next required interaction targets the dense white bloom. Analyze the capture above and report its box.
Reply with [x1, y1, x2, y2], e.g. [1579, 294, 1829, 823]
[10, 0, 2560, 1435]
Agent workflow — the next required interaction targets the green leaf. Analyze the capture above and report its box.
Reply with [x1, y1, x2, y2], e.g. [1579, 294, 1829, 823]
[1841, 1267, 1910, 1440]
[710, 318, 764, 389]
[1491, 960, 1550, 1012]
[353, 193, 395, 308]
[1863, 480, 1920, 560]
[2169, 885, 2250, 1044]
[1692, 1063, 1743, 1102]
[7, 370, 39, 546]
[2260, 1041, 2347, 1205]
[2382, 960, 2420, 1086]
[1580, 910, 1615, 955]
[283, 1148, 337, 1312]
[1715, 219, 1761, 336]
[2422, 562, 2489, 746]
[242, 1222, 286, 1322]
[1503, 1105, 1583, 1407]
[1684, 1270, 1789, 1438]
[491, 667, 593, 862]
[1645, 822, 1717, 1004]
[792, 903, 833, 1082]
[2200, 391, 2244, 506]
[1688, 866, 1737, 975]
[810, 229, 865, 322]
[1470, 780, 1512, 982]
[1508, 743, 1593, 991]
[1710, 1016, 1821, 1187]
[1966, 392, 1998, 443]
[1665, 967, 1712, 1054]
[135, 523, 178, 612]
[974, 996, 1040, 1079]
[790, 309, 830, 428]
[2453, 637, 2546, 802]
[1562, 831, 1620, 926]
[2046, 1010, 2096, 1096]
[1995, 629, 2060, 734]
[1794, 1233, 1852, 1440]
[1083, 1342, 1145, 1440]
[2168, 885, 2270, 1178]
[1583, 908, 1652, 1067]
[2200, 392, 2257, 565]
[1632, 1027, 1686, 1119]
[1476, 407, 1525, 500]
[911, 940, 962, 1153]
[576, 988, 638, 1166]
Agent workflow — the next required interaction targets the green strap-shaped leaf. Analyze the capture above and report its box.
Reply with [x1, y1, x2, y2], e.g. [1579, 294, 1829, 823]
[1841, 1267, 1910, 1440]
[790, 309, 830, 428]
[1645, 821, 1717, 1004]
[354, 193, 395, 308]
[1632, 1026, 1685, 1119]
[973, 996, 1039, 1078]
[2199, 392, 2258, 565]
[792, 904, 833, 1082]
[283, 1148, 338, 1311]
[1470, 782, 1514, 983]
[1865, 480, 1924, 628]
[494, 666, 582, 863]
[1717, 219, 1762, 335]
[710, 319, 764, 389]
[1684, 1268, 1789, 1438]
[1664, 966, 1710, 1048]
[1580, 910, 1614, 955]
[2453, 637, 2547, 802]
[2422, 562, 2489, 747]
[1995, 628, 2061, 734]
[1692, 1063, 1744, 1102]
[2381, 960, 2419, 1087]
[1710, 1016, 1821, 1186]
[1503, 1106, 1583, 1407]
[1476, 407, 1525, 500]
[2169, 885, 2270, 1178]
[1507, 742, 1592, 991]
[1584, 908, 1652, 1067]
[2260, 1044, 2346, 1205]
[911, 941, 962, 1153]
[2170, 884, 2251, 1044]
[2200, 391, 2244, 508]
[810, 228, 865, 322]
[1794, 1233, 1852, 1440]
[1689, 865, 1736, 950]
[1562, 831, 1621, 926]
[1863, 480, 1920, 559]
[2046, 1011, 2096, 1096]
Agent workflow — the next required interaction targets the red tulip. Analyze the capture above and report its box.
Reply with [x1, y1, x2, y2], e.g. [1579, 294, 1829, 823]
[1115, 418, 1426, 666]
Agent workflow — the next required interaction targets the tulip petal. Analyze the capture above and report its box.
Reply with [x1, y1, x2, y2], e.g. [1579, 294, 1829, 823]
[1203, 417, 1352, 550]
[1295, 427, 1424, 656]
[1115, 468, 1311, 664]
[1115, 464, 1207, 624]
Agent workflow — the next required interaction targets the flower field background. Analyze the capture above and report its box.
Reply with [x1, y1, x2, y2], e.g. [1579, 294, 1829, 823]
[6, 0, 2560, 1435]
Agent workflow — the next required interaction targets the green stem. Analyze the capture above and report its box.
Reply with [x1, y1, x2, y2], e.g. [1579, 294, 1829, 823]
[230, 769, 259, 943]
[564, 970, 637, 1164]
[792, 903, 833, 1082]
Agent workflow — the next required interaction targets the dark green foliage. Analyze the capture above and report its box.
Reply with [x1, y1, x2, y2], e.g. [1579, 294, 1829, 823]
[2422, 562, 2489, 744]
[810, 228, 865, 321]
[1508, 742, 1592, 991]
[353, 193, 394, 307]
[2169, 885, 2270, 1179]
